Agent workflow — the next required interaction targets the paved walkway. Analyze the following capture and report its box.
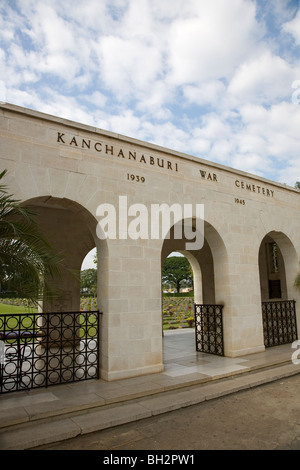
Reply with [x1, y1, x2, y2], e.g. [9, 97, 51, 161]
[0, 329, 299, 449]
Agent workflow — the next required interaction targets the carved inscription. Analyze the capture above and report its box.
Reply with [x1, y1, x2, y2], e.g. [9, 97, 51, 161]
[57, 132, 276, 201]
[235, 179, 274, 197]
[234, 198, 245, 205]
[127, 174, 145, 183]
[199, 170, 218, 182]
[57, 132, 179, 173]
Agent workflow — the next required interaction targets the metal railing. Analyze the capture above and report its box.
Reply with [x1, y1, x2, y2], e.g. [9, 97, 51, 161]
[194, 304, 224, 356]
[262, 300, 297, 348]
[0, 310, 100, 394]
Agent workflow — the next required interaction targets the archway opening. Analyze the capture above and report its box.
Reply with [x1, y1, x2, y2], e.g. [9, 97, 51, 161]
[80, 248, 98, 312]
[259, 231, 299, 347]
[23, 196, 101, 312]
[162, 252, 195, 331]
[161, 218, 228, 361]
[258, 231, 300, 302]
[0, 195, 107, 388]
[259, 234, 287, 301]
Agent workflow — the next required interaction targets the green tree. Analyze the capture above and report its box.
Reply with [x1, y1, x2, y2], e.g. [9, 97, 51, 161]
[295, 182, 300, 190]
[80, 268, 97, 296]
[0, 169, 63, 304]
[162, 256, 193, 293]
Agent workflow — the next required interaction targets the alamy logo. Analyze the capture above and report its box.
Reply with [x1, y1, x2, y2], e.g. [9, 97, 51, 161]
[292, 80, 300, 104]
[291, 340, 300, 365]
[96, 196, 204, 250]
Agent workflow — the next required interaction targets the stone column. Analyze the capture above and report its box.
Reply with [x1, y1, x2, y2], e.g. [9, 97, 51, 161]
[99, 238, 164, 381]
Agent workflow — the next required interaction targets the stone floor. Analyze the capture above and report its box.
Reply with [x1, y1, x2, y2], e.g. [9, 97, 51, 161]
[163, 329, 249, 378]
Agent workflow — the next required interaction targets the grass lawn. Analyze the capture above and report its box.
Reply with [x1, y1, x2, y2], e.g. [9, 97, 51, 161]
[0, 296, 195, 333]
[0, 302, 38, 314]
[0, 302, 97, 339]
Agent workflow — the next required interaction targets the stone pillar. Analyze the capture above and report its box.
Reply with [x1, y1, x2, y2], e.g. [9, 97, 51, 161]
[221, 261, 265, 357]
[99, 238, 164, 381]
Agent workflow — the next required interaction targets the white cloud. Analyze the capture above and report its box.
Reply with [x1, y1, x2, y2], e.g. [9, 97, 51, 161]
[282, 7, 300, 45]
[139, 120, 190, 151]
[228, 51, 298, 105]
[98, 35, 162, 98]
[167, 0, 261, 85]
[25, 4, 75, 54]
[227, 102, 300, 181]
[183, 80, 226, 107]
[0, 0, 299, 186]
[135, 81, 173, 120]
[279, 158, 300, 186]
[0, 80, 6, 102]
[80, 91, 107, 109]
[105, 109, 143, 138]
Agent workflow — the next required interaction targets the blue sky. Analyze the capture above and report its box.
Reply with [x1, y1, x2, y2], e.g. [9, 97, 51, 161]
[0, 0, 300, 268]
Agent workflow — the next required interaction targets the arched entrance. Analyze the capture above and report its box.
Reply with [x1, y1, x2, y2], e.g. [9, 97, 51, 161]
[24, 196, 100, 312]
[259, 231, 299, 347]
[81, 248, 98, 311]
[162, 252, 195, 329]
[18, 196, 105, 387]
[161, 218, 229, 359]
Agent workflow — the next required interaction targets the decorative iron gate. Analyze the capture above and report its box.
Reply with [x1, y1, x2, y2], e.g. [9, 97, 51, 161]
[262, 300, 298, 348]
[0, 310, 101, 394]
[194, 304, 224, 356]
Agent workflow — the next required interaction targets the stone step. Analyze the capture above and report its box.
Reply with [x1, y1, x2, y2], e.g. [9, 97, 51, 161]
[0, 362, 299, 450]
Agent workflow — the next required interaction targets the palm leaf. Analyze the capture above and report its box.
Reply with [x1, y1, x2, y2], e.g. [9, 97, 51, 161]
[0, 170, 64, 305]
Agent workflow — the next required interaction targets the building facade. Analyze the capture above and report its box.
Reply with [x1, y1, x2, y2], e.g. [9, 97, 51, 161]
[0, 103, 299, 381]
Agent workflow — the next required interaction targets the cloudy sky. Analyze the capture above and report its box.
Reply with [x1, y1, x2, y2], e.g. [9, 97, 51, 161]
[1, 0, 300, 268]
[1, 0, 300, 188]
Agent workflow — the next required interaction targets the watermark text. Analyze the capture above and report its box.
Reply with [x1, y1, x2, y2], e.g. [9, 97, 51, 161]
[292, 80, 300, 104]
[291, 340, 300, 365]
[96, 196, 204, 250]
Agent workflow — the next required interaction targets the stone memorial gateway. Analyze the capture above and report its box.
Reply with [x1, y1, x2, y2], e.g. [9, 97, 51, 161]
[0, 103, 299, 382]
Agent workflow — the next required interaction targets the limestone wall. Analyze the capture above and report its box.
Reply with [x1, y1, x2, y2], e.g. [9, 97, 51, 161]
[1, 103, 299, 380]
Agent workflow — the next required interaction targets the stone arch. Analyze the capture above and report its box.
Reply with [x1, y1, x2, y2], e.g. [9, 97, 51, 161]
[161, 218, 229, 305]
[161, 218, 230, 355]
[22, 195, 106, 313]
[258, 230, 299, 302]
[258, 230, 300, 343]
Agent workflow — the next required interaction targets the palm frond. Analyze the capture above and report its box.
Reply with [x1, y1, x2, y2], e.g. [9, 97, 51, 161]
[0, 169, 64, 305]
